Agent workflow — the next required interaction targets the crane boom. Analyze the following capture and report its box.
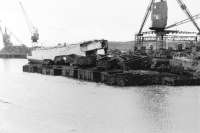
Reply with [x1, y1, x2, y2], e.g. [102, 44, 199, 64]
[138, 0, 154, 35]
[19, 1, 39, 43]
[19, 1, 34, 33]
[176, 0, 200, 33]
[166, 13, 200, 29]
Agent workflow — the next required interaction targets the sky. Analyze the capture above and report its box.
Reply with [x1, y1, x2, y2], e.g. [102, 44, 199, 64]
[0, 0, 200, 47]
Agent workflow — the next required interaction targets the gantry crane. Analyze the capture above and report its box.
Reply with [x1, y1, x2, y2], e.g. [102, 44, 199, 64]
[136, 0, 200, 49]
[19, 1, 39, 43]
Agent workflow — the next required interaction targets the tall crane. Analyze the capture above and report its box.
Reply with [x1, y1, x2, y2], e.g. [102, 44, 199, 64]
[0, 26, 13, 47]
[19, 1, 39, 43]
[137, 0, 200, 33]
[135, 0, 200, 50]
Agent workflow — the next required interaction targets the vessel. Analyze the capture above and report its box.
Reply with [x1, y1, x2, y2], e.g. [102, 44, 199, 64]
[28, 40, 108, 64]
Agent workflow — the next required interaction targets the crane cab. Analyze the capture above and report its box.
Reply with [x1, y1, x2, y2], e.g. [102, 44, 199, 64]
[150, 0, 168, 31]
[31, 31, 39, 43]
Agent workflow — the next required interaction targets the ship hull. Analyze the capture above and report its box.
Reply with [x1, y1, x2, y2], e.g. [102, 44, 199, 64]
[28, 44, 85, 63]
[28, 40, 108, 64]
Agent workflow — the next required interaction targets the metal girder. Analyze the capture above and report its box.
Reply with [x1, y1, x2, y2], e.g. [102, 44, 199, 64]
[175, 0, 200, 34]
[166, 13, 200, 29]
[138, 0, 155, 35]
[141, 30, 197, 35]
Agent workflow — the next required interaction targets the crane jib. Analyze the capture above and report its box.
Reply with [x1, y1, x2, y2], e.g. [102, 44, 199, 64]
[19, 2, 39, 43]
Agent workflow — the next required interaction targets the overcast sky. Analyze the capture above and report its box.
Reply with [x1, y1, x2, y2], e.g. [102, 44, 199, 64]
[0, 0, 200, 47]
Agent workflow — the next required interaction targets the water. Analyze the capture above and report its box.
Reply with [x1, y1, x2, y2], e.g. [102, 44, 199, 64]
[0, 59, 199, 133]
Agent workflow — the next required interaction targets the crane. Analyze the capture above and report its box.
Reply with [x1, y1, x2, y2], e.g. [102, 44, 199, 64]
[0, 26, 23, 46]
[19, 1, 39, 43]
[166, 13, 200, 29]
[0, 20, 23, 46]
[0, 26, 13, 47]
[135, 0, 200, 50]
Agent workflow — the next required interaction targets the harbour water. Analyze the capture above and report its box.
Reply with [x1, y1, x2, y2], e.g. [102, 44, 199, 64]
[0, 59, 199, 133]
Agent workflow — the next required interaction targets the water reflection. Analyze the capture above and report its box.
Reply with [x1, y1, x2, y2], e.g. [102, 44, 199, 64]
[135, 86, 199, 133]
[0, 59, 8, 72]
[0, 59, 27, 73]
[135, 86, 172, 133]
[0, 59, 198, 133]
